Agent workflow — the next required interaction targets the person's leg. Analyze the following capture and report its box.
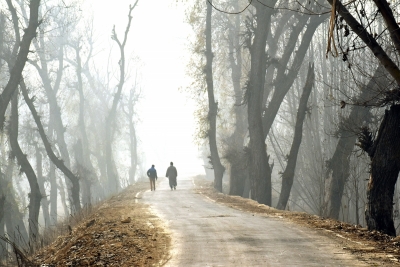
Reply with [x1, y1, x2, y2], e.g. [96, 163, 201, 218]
[149, 178, 152, 191]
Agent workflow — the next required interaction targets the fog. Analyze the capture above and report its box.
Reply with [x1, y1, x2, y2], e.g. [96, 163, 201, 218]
[1, 0, 400, 262]
[87, 0, 203, 176]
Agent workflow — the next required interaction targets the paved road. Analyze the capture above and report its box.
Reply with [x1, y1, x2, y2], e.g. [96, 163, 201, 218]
[141, 177, 368, 266]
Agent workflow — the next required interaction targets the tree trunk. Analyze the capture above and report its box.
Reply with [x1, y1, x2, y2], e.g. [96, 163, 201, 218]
[247, 2, 273, 205]
[106, 2, 138, 193]
[0, 0, 41, 129]
[128, 101, 138, 185]
[0, 220, 6, 260]
[0, 194, 4, 226]
[1, 158, 29, 247]
[276, 63, 314, 210]
[364, 105, 400, 236]
[205, 0, 225, 192]
[74, 44, 96, 206]
[20, 79, 81, 213]
[10, 91, 41, 244]
[74, 140, 91, 207]
[35, 146, 51, 228]
[325, 66, 387, 219]
[49, 161, 58, 225]
[227, 0, 247, 196]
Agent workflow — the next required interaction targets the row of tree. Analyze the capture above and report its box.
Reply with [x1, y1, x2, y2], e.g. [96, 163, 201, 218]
[188, 0, 400, 236]
[0, 0, 142, 258]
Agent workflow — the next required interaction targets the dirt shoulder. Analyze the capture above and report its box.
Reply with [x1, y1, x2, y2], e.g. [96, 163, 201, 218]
[33, 181, 170, 267]
[193, 177, 400, 266]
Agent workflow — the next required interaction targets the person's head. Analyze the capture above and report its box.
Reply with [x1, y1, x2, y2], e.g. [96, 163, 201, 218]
[170, 162, 173, 166]
[152, 164, 155, 168]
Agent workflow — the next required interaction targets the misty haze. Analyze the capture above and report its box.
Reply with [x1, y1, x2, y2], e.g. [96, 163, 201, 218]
[1, 0, 400, 266]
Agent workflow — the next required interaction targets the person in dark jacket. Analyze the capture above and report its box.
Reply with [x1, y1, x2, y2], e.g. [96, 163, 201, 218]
[147, 165, 158, 191]
[166, 162, 178, 190]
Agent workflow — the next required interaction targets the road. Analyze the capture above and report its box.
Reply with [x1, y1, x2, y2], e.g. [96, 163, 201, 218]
[141, 177, 368, 266]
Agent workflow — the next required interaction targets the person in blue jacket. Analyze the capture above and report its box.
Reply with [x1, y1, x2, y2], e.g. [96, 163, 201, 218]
[147, 165, 158, 191]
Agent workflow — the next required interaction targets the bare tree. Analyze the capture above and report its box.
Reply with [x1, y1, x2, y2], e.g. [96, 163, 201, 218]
[106, 1, 138, 193]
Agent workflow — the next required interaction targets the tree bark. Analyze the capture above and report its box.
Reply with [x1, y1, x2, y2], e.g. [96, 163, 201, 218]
[276, 63, 314, 210]
[364, 105, 400, 236]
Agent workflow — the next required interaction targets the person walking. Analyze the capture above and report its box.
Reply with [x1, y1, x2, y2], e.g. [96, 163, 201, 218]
[147, 165, 158, 191]
[166, 162, 178, 190]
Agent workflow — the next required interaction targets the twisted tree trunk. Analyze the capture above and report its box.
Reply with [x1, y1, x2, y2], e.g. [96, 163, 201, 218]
[0, 0, 41, 129]
[10, 91, 41, 243]
[20, 79, 81, 213]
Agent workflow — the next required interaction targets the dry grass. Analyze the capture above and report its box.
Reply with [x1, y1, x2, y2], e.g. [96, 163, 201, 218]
[32, 181, 170, 266]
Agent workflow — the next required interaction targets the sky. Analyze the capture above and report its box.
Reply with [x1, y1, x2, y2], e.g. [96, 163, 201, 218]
[86, 0, 205, 177]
